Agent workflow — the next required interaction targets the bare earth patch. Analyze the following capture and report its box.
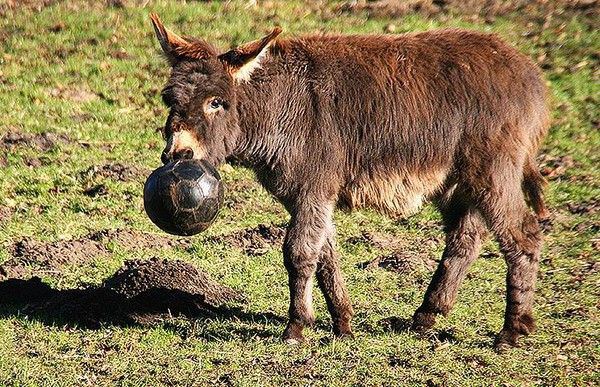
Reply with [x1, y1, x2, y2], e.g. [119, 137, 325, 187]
[358, 251, 437, 274]
[0, 129, 73, 168]
[0, 229, 191, 279]
[0, 258, 242, 328]
[79, 162, 147, 182]
[210, 223, 286, 256]
[346, 230, 402, 250]
[0, 130, 71, 152]
[348, 230, 439, 273]
[538, 154, 576, 180]
[82, 183, 109, 197]
[48, 85, 99, 103]
[567, 199, 599, 215]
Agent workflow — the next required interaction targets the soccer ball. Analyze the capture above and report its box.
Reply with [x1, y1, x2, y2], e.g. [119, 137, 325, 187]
[143, 159, 224, 236]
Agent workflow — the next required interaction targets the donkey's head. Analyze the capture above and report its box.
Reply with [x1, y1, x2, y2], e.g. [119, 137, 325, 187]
[150, 14, 281, 166]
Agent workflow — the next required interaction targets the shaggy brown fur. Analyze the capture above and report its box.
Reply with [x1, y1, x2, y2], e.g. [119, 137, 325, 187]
[149, 14, 549, 350]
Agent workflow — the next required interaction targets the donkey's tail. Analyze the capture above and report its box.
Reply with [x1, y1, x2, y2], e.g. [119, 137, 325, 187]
[522, 155, 549, 219]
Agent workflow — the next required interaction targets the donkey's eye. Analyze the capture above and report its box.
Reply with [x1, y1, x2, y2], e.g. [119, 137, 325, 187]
[209, 98, 223, 110]
[203, 97, 227, 115]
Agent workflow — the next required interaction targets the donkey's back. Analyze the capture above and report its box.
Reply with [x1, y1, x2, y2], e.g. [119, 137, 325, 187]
[276, 30, 548, 217]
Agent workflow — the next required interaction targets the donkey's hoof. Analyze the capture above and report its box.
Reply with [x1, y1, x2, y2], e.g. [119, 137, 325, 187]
[333, 321, 354, 340]
[494, 330, 520, 352]
[512, 314, 536, 336]
[494, 340, 513, 354]
[283, 336, 305, 345]
[494, 314, 535, 351]
[411, 311, 436, 332]
[282, 323, 306, 345]
[333, 330, 355, 340]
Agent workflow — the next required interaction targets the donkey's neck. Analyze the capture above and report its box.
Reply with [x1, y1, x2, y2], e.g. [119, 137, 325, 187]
[231, 65, 303, 169]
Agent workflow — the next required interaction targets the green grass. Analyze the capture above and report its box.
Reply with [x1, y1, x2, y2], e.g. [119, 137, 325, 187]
[0, 1, 598, 385]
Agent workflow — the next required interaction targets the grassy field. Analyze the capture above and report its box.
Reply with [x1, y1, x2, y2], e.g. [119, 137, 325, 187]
[0, 0, 598, 385]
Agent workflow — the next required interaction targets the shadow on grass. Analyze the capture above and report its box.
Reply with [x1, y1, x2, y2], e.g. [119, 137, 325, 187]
[0, 277, 285, 340]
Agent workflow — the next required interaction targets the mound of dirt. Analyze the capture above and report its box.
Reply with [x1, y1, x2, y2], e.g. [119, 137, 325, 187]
[0, 258, 243, 328]
[211, 224, 286, 256]
[0, 229, 191, 280]
[104, 258, 241, 307]
[358, 251, 437, 274]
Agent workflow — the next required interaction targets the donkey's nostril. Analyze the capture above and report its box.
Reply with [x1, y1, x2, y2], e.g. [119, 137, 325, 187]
[161, 151, 170, 165]
[173, 147, 194, 161]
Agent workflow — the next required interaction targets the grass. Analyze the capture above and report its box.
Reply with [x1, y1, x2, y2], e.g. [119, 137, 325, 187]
[0, 0, 598, 385]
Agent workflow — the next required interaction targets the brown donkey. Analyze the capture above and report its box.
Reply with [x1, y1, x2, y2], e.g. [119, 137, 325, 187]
[149, 14, 549, 350]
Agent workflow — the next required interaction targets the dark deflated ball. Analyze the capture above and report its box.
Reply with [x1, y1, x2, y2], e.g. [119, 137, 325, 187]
[143, 159, 224, 236]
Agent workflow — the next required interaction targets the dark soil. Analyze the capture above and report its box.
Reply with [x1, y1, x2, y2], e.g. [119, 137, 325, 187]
[538, 154, 576, 180]
[79, 162, 147, 183]
[0, 229, 191, 279]
[346, 230, 402, 250]
[104, 257, 242, 310]
[109, 48, 131, 60]
[82, 183, 109, 197]
[349, 229, 440, 273]
[211, 223, 286, 256]
[0, 130, 75, 169]
[358, 251, 437, 274]
[93, 228, 192, 251]
[567, 199, 599, 215]
[1, 236, 108, 279]
[0, 130, 70, 152]
[0, 258, 243, 328]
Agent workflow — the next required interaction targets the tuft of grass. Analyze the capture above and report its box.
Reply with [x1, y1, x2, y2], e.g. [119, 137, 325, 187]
[0, 1, 598, 385]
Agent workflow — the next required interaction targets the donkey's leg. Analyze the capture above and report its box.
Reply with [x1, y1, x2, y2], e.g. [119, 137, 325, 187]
[477, 180, 542, 350]
[282, 200, 334, 344]
[412, 194, 487, 331]
[316, 234, 354, 338]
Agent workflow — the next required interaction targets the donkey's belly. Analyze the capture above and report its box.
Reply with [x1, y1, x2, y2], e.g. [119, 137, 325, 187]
[338, 168, 447, 216]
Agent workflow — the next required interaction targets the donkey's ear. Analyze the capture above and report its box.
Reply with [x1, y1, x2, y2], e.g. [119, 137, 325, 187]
[218, 27, 282, 83]
[149, 13, 191, 63]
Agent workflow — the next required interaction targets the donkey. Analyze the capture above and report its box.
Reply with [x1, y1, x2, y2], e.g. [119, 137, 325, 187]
[149, 14, 549, 350]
